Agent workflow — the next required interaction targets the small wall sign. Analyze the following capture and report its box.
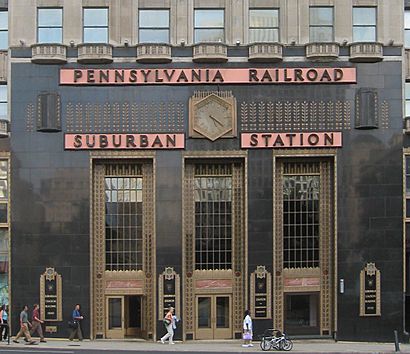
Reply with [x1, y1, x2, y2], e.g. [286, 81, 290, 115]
[40, 268, 62, 322]
[360, 263, 381, 316]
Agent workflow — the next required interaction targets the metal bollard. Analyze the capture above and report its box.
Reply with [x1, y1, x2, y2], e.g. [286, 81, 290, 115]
[394, 330, 400, 352]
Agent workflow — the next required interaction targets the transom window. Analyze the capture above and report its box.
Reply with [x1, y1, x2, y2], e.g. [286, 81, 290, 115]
[83, 7, 108, 43]
[105, 177, 143, 271]
[406, 10, 410, 47]
[139, 9, 169, 43]
[309, 7, 333, 42]
[0, 11, 7, 50]
[194, 9, 224, 43]
[283, 175, 320, 268]
[38, 8, 62, 43]
[194, 176, 232, 270]
[249, 9, 279, 43]
[353, 7, 376, 42]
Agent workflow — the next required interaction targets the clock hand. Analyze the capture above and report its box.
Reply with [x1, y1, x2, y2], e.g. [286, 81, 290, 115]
[209, 115, 224, 127]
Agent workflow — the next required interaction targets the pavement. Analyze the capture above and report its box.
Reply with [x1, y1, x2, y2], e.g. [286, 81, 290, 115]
[0, 338, 410, 354]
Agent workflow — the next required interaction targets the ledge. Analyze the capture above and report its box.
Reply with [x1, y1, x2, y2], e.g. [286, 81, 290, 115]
[305, 42, 339, 61]
[248, 42, 283, 62]
[192, 43, 228, 63]
[136, 43, 172, 63]
[405, 49, 410, 80]
[77, 43, 113, 64]
[31, 44, 67, 64]
[349, 42, 383, 62]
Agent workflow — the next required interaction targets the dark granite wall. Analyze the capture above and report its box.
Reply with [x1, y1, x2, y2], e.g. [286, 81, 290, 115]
[9, 60, 403, 341]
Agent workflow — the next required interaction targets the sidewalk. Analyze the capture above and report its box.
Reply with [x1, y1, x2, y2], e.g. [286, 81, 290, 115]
[1, 338, 410, 353]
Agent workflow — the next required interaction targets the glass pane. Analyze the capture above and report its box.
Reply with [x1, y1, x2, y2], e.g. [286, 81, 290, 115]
[406, 30, 410, 48]
[249, 9, 279, 28]
[353, 27, 376, 42]
[38, 28, 62, 43]
[195, 10, 224, 28]
[249, 28, 279, 43]
[0, 229, 8, 253]
[0, 273, 7, 305]
[38, 8, 62, 26]
[0, 86, 6, 102]
[84, 28, 108, 43]
[108, 298, 122, 329]
[0, 204, 7, 223]
[406, 83, 410, 100]
[139, 10, 169, 28]
[198, 297, 211, 328]
[216, 297, 229, 328]
[310, 27, 333, 42]
[406, 11, 410, 28]
[0, 103, 7, 120]
[139, 29, 169, 43]
[353, 7, 376, 25]
[0, 180, 7, 199]
[84, 8, 108, 26]
[0, 32, 7, 50]
[406, 101, 410, 117]
[310, 7, 333, 25]
[0, 12, 7, 30]
[195, 29, 224, 43]
[0, 161, 7, 179]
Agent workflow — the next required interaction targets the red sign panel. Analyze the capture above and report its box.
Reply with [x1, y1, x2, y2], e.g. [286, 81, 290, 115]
[60, 68, 356, 85]
[106, 280, 143, 289]
[196, 279, 233, 289]
[284, 278, 320, 287]
[65, 133, 185, 150]
[241, 132, 342, 149]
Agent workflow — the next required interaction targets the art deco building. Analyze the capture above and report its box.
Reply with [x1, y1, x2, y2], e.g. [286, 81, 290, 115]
[1, 0, 407, 342]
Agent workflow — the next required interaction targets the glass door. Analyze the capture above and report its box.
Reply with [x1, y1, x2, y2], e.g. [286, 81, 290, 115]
[106, 296, 125, 339]
[196, 295, 231, 339]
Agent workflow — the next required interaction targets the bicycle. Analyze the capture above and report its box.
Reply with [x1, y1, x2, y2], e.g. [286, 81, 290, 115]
[259, 329, 293, 351]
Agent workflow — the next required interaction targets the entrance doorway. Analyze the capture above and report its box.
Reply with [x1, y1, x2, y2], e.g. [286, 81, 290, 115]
[284, 293, 320, 335]
[196, 295, 232, 339]
[106, 295, 143, 339]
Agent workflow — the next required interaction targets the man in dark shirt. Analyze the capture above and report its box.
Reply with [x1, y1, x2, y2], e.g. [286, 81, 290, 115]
[30, 304, 46, 342]
[13, 305, 36, 344]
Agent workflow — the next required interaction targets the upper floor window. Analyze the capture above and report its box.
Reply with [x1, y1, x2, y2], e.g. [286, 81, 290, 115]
[0, 11, 7, 50]
[194, 9, 224, 43]
[249, 9, 279, 43]
[405, 10, 410, 47]
[0, 85, 6, 121]
[309, 7, 333, 42]
[38, 8, 63, 44]
[353, 7, 376, 42]
[406, 82, 410, 117]
[139, 9, 169, 43]
[83, 8, 108, 43]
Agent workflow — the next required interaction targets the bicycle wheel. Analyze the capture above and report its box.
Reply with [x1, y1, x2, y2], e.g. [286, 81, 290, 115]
[282, 338, 293, 351]
[260, 338, 272, 351]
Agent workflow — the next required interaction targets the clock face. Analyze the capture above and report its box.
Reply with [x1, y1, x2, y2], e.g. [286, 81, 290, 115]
[192, 94, 233, 141]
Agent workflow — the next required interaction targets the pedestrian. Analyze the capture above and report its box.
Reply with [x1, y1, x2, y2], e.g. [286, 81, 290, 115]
[30, 304, 46, 342]
[242, 309, 253, 348]
[0, 304, 8, 341]
[13, 305, 36, 344]
[160, 306, 175, 345]
[68, 304, 83, 341]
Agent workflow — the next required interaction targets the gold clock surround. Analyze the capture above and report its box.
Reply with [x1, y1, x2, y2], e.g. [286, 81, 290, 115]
[189, 91, 237, 141]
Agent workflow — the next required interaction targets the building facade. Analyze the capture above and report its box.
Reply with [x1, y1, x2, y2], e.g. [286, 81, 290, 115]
[2, 0, 407, 342]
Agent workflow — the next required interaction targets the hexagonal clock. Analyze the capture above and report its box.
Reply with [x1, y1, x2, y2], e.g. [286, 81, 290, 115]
[190, 93, 237, 141]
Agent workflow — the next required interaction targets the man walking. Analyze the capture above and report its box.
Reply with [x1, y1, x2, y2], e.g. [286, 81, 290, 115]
[13, 305, 36, 345]
[30, 304, 46, 342]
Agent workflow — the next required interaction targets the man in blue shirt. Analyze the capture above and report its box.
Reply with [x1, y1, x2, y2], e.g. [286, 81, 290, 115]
[68, 304, 83, 341]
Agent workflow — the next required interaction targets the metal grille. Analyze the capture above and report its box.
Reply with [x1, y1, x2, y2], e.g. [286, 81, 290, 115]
[194, 176, 232, 270]
[283, 175, 320, 268]
[105, 176, 143, 271]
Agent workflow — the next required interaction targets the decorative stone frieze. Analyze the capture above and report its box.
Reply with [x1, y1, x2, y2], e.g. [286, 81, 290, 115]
[305, 42, 339, 61]
[78, 43, 113, 64]
[248, 42, 283, 62]
[136, 43, 172, 63]
[349, 42, 383, 62]
[31, 44, 67, 64]
[192, 43, 228, 63]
